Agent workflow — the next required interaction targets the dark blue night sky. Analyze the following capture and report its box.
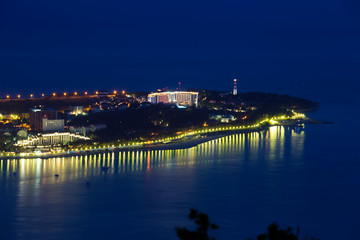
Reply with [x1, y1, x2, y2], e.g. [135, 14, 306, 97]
[1, 0, 360, 103]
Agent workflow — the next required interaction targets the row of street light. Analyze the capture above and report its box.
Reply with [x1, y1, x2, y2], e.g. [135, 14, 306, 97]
[2, 90, 126, 100]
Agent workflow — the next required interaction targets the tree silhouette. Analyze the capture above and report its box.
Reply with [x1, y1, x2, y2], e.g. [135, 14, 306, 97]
[176, 208, 219, 240]
[255, 222, 299, 240]
[176, 210, 318, 240]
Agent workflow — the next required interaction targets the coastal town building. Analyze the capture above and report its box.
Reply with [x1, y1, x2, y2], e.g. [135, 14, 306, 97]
[42, 119, 64, 132]
[210, 114, 236, 123]
[68, 124, 106, 135]
[68, 106, 85, 115]
[15, 132, 90, 147]
[147, 91, 199, 107]
[29, 108, 58, 131]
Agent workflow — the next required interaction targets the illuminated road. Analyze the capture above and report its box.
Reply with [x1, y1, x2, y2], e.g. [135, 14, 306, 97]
[0, 112, 306, 159]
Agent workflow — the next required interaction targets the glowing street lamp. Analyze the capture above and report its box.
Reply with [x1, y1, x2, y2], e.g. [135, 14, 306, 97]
[95, 91, 99, 95]
[17, 95, 21, 98]
[74, 92, 78, 96]
[64, 92, 67, 96]
[6, 95, 10, 99]
[122, 90, 125, 95]
[53, 93, 56, 97]
[84, 91, 88, 95]
[113, 90, 117, 95]
[30, 94, 33, 98]
[41, 93, 45, 97]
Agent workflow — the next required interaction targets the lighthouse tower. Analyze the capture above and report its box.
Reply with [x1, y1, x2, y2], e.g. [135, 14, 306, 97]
[233, 79, 237, 95]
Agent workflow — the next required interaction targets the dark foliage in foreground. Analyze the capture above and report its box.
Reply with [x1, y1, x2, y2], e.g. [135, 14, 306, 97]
[249, 222, 320, 240]
[176, 208, 219, 240]
[253, 222, 299, 240]
[177, 209, 319, 240]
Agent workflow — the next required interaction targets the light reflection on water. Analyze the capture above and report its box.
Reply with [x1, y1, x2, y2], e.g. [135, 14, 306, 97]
[4, 105, 358, 240]
[0, 126, 304, 182]
[0, 125, 313, 240]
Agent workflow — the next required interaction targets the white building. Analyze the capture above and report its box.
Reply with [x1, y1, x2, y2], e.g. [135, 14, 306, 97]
[210, 114, 236, 123]
[147, 91, 199, 107]
[42, 119, 64, 132]
[15, 132, 90, 147]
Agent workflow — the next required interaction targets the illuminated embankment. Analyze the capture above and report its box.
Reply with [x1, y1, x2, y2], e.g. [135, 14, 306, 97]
[0, 126, 305, 178]
[0, 112, 306, 159]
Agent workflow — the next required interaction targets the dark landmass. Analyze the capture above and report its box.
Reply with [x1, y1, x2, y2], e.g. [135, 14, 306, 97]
[0, 90, 318, 152]
[0, 90, 318, 114]
[0, 96, 95, 113]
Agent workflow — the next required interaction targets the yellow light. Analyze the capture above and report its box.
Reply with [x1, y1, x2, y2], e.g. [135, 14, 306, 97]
[114, 90, 117, 94]
[53, 93, 56, 97]
[30, 94, 33, 98]
[122, 90, 125, 94]
[64, 92, 67, 96]
[95, 91, 99, 95]
[6, 95, 10, 99]
[41, 93, 45, 97]
[17, 94, 21, 98]
[85, 92, 88, 95]
[74, 92, 78, 96]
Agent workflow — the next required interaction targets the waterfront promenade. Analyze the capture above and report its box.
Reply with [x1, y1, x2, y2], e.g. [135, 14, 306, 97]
[0, 113, 307, 160]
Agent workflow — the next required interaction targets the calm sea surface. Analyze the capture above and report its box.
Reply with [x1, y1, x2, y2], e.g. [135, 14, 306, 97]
[1, 104, 360, 240]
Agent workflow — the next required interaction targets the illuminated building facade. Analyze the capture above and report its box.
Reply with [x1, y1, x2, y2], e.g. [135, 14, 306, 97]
[69, 106, 84, 115]
[147, 91, 199, 107]
[15, 132, 90, 147]
[210, 114, 236, 123]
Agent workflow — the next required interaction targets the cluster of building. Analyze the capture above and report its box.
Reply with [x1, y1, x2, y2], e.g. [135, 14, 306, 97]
[30, 108, 64, 132]
[13, 107, 105, 148]
[14, 89, 202, 148]
[0, 113, 30, 137]
[3, 79, 244, 150]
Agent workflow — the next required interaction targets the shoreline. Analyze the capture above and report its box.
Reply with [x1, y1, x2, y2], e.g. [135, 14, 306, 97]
[0, 128, 266, 160]
[0, 122, 310, 160]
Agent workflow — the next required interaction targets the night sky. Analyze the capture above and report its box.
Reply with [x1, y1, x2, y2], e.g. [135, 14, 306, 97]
[1, 0, 359, 103]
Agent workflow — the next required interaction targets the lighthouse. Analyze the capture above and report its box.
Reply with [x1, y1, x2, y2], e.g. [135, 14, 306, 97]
[233, 79, 237, 95]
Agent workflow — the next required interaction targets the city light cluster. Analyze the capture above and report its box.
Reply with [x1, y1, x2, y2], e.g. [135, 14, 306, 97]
[0, 112, 306, 158]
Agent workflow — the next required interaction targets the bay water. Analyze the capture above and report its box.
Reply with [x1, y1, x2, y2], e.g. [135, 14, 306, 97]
[1, 104, 359, 240]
